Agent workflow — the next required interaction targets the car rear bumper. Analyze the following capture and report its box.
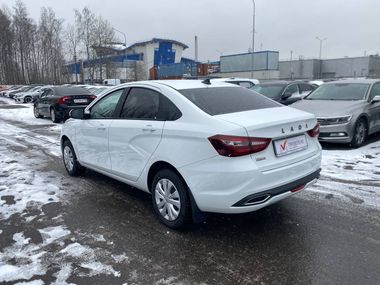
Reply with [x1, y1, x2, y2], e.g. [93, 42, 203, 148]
[179, 150, 322, 214]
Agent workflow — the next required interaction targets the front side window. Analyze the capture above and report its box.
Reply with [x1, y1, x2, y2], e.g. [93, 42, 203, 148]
[238, 81, 253, 88]
[284, 84, 298, 95]
[369, 83, 380, 100]
[90, 89, 124, 119]
[121, 88, 159, 120]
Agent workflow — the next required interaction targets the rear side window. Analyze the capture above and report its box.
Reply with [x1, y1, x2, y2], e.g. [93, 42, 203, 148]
[179, 87, 280, 116]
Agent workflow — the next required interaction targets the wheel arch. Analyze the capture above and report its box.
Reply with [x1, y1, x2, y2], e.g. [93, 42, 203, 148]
[147, 160, 206, 223]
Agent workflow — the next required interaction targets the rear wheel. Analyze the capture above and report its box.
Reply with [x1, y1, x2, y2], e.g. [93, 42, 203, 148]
[62, 140, 85, 176]
[351, 118, 367, 148]
[24, 96, 32, 103]
[151, 169, 191, 229]
[50, 108, 59, 123]
[33, 105, 43, 118]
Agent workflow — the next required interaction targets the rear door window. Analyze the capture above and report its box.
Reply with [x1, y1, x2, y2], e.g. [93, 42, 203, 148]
[179, 87, 280, 116]
[299, 83, 313, 92]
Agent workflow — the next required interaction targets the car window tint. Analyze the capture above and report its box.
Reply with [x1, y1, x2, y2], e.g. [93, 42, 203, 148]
[179, 87, 280, 116]
[157, 95, 182, 121]
[90, 89, 124, 119]
[299, 84, 313, 92]
[121, 88, 159, 120]
[284, 84, 298, 94]
[369, 83, 380, 99]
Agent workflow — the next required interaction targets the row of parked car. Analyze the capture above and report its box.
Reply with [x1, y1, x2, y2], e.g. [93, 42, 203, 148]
[2, 77, 379, 148]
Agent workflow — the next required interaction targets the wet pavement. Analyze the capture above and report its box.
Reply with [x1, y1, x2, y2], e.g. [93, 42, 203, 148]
[0, 102, 379, 284]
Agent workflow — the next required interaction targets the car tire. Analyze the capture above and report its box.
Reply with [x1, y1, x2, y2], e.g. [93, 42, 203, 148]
[151, 169, 192, 229]
[24, 96, 32, 103]
[62, 140, 85, 176]
[33, 105, 43, 118]
[50, 108, 59, 123]
[351, 118, 367, 148]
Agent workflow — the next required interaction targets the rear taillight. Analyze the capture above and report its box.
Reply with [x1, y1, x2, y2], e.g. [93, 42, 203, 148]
[57, 96, 71, 105]
[208, 135, 271, 157]
[307, 123, 320, 138]
[89, 95, 97, 100]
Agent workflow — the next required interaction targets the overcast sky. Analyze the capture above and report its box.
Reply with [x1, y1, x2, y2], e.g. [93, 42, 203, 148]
[2, 0, 380, 61]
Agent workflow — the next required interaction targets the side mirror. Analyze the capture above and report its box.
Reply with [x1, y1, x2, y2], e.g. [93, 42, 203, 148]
[371, 95, 380, 103]
[70, 109, 86, 119]
[282, 92, 292, 100]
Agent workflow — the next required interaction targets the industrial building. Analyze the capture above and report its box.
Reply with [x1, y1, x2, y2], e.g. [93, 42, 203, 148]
[214, 51, 280, 80]
[64, 38, 195, 83]
[279, 55, 380, 80]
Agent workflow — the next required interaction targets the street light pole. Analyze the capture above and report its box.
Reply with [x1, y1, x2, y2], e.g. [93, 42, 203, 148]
[316, 36, 326, 79]
[250, 0, 256, 79]
[113, 27, 127, 46]
[315, 36, 327, 59]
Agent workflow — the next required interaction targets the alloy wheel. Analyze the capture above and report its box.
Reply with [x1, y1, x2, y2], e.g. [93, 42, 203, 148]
[155, 178, 181, 221]
[354, 121, 366, 146]
[63, 146, 74, 172]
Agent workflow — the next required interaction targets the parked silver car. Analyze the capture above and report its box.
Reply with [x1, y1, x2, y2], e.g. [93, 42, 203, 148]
[292, 79, 380, 147]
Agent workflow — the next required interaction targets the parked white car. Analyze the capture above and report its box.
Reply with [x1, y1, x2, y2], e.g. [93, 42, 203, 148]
[211, 77, 260, 88]
[61, 80, 322, 228]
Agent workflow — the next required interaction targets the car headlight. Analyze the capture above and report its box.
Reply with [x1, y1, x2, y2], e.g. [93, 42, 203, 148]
[320, 115, 352, 125]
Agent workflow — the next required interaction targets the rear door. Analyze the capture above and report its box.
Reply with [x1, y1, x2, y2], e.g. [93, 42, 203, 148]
[39, 89, 54, 115]
[75, 88, 125, 171]
[108, 87, 165, 181]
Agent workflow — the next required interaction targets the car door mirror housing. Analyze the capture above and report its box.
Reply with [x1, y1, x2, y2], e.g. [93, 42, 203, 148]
[282, 92, 292, 99]
[70, 109, 86, 119]
[371, 95, 380, 103]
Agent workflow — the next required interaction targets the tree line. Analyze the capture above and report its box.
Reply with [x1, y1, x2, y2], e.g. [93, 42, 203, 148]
[0, 0, 117, 85]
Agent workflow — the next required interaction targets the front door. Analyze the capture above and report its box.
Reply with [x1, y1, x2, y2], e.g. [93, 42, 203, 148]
[368, 82, 380, 132]
[75, 88, 125, 171]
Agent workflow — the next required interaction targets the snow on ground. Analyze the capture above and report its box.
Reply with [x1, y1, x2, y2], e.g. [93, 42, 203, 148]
[0, 100, 129, 283]
[0, 96, 379, 283]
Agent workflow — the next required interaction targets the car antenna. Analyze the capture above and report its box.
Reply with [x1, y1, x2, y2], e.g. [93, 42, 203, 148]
[201, 78, 211, 85]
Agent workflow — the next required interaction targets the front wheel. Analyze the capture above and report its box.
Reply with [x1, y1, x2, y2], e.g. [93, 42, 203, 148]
[151, 169, 192, 229]
[62, 140, 85, 176]
[24, 96, 32, 103]
[351, 118, 367, 148]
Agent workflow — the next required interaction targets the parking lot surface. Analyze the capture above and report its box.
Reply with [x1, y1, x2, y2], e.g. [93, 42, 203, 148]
[0, 98, 379, 284]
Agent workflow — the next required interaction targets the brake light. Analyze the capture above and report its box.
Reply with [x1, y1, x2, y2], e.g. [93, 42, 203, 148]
[307, 123, 320, 138]
[57, 96, 71, 105]
[89, 95, 97, 100]
[208, 135, 271, 157]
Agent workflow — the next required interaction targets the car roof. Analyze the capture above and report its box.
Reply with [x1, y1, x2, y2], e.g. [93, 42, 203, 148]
[323, 79, 380, 85]
[50, 86, 92, 96]
[117, 80, 241, 90]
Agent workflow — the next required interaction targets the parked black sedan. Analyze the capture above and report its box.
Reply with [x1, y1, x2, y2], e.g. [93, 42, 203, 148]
[250, 81, 316, 105]
[33, 86, 96, 122]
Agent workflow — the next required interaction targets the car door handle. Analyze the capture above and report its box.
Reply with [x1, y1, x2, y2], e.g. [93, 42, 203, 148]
[142, 125, 156, 132]
[97, 127, 106, 131]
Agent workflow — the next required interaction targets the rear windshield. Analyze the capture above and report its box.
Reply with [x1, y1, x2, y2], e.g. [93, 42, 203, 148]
[179, 87, 280, 115]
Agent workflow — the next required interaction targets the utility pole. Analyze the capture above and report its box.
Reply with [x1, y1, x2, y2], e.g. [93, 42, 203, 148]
[250, 0, 256, 79]
[195, 35, 198, 62]
[290, 50, 293, 80]
[316, 36, 326, 79]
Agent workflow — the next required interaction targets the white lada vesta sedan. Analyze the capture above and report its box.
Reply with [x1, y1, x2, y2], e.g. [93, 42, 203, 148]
[61, 80, 322, 229]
